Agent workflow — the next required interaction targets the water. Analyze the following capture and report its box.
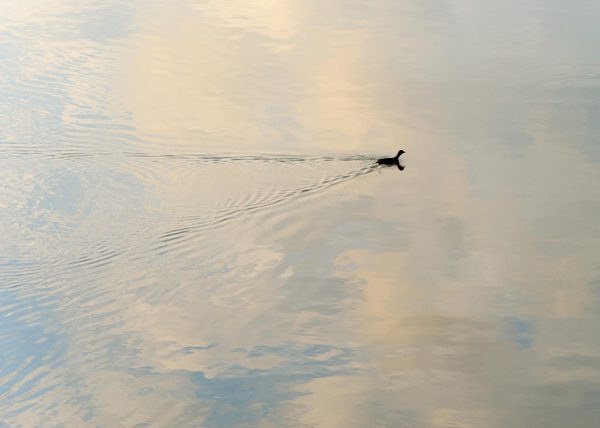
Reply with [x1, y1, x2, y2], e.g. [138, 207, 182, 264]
[1, 1, 599, 426]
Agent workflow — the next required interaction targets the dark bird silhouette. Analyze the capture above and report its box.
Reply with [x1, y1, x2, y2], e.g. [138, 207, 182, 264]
[377, 150, 405, 170]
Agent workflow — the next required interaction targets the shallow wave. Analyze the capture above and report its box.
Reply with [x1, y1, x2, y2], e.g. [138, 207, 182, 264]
[0, 142, 381, 276]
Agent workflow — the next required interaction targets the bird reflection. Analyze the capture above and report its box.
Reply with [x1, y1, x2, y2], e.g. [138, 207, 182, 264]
[376, 150, 405, 171]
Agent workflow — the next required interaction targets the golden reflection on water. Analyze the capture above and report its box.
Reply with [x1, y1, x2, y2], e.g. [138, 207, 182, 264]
[1, 0, 600, 426]
[117, 0, 407, 154]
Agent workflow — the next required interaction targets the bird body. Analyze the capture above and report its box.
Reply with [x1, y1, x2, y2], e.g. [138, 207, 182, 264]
[376, 150, 405, 169]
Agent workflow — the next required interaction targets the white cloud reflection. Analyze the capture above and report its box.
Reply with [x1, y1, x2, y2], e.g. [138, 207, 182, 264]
[1, 0, 599, 426]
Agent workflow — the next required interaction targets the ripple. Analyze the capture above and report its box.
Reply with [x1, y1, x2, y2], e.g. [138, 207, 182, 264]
[0, 142, 388, 419]
[147, 155, 378, 257]
[0, 142, 382, 282]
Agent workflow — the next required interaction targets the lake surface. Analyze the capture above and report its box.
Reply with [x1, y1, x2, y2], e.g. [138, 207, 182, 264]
[1, 1, 600, 426]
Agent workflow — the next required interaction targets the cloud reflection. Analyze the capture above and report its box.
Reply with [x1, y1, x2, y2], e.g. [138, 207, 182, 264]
[1, 0, 600, 426]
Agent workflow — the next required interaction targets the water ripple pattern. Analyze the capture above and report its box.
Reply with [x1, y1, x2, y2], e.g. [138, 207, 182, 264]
[0, 142, 381, 418]
[2, 0, 600, 425]
[1, 141, 377, 267]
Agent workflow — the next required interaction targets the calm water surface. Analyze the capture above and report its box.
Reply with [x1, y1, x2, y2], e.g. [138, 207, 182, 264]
[1, 1, 600, 427]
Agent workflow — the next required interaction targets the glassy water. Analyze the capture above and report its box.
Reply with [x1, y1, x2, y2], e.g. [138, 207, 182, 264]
[1, 1, 599, 426]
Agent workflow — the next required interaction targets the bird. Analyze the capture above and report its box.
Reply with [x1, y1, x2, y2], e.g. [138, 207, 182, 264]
[376, 150, 405, 170]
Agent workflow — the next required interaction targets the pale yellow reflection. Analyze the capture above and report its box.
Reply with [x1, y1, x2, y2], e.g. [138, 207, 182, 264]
[191, 0, 297, 41]
[116, 0, 297, 147]
[116, 0, 400, 154]
[0, 0, 63, 29]
[3, 0, 599, 425]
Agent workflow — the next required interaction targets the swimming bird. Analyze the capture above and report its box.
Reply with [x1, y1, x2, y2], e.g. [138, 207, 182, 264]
[377, 150, 405, 170]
